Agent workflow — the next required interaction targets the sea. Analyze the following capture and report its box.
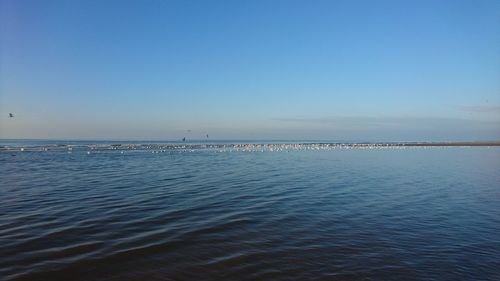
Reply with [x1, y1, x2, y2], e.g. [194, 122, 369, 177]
[1, 140, 499, 281]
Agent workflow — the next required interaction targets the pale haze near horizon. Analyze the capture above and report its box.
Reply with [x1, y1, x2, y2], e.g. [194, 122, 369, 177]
[1, 0, 499, 141]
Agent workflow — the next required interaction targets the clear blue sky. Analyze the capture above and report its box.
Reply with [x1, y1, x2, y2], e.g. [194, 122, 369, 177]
[1, 0, 499, 141]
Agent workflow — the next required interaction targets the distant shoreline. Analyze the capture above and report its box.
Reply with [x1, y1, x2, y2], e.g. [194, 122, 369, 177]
[1, 139, 500, 146]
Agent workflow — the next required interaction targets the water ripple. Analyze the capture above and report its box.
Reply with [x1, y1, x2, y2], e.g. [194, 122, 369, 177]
[1, 146, 499, 280]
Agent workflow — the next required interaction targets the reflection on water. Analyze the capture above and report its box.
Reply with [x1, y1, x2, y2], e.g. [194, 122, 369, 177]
[1, 144, 499, 280]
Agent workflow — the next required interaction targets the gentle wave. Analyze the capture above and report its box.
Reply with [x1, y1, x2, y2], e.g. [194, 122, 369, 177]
[1, 146, 500, 280]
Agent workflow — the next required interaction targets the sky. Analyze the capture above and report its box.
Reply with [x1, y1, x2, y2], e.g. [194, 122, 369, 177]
[1, 0, 499, 141]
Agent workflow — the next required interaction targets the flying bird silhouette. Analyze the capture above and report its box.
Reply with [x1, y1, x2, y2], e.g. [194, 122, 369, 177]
[9, 113, 14, 118]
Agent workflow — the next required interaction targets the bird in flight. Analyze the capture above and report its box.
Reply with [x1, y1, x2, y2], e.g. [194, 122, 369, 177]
[9, 113, 14, 118]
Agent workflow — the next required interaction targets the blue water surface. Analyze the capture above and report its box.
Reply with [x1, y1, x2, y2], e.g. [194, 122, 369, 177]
[1, 143, 499, 280]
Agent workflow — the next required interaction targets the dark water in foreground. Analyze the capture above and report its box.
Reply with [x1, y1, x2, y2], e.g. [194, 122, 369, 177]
[1, 143, 500, 280]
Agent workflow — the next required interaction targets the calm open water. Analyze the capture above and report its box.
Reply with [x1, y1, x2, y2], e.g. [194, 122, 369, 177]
[1, 142, 499, 281]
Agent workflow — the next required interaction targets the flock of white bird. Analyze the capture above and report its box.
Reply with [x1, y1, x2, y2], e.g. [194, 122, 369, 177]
[1, 143, 474, 154]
